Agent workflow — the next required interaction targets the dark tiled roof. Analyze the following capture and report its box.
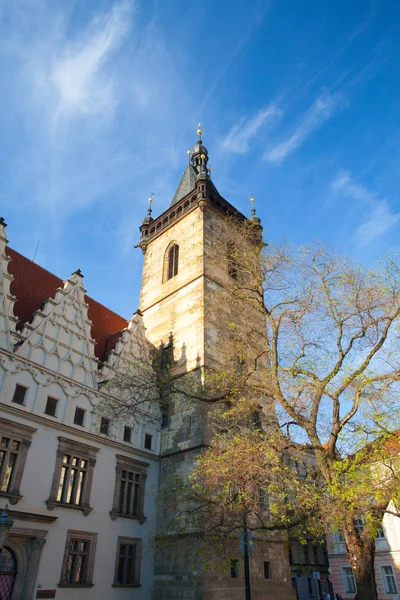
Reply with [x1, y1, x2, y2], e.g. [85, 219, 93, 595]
[170, 164, 197, 207]
[6, 248, 128, 361]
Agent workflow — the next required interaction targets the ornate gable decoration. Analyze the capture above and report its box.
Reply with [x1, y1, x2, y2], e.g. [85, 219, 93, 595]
[15, 270, 99, 389]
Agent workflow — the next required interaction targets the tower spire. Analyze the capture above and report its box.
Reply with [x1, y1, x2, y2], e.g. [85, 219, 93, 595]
[142, 194, 154, 225]
[250, 196, 261, 225]
[191, 124, 209, 177]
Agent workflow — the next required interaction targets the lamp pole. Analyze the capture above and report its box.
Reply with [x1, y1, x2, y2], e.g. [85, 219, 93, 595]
[0, 505, 13, 550]
[243, 521, 251, 600]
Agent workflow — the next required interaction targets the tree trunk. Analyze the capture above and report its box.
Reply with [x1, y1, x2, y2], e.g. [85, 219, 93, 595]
[344, 527, 378, 600]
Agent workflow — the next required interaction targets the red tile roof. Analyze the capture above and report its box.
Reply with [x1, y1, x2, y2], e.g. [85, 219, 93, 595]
[6, 248, 128, 361]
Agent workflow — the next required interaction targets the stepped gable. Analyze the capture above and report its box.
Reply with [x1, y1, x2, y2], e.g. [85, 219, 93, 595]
[6, 248, 128, 361]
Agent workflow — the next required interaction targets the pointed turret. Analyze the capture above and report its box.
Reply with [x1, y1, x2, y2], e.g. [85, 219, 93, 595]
[170, 125, 217, 207]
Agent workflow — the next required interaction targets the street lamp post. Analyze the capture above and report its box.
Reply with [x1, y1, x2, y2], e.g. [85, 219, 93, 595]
[0, 506, 14, 551]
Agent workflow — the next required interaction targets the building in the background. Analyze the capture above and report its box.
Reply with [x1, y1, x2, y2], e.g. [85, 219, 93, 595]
[327, 511, 400, 598]
[290, 539, 331, 600]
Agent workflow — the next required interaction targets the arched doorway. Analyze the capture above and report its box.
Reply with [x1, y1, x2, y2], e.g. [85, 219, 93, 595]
[0, 547, 17, 600]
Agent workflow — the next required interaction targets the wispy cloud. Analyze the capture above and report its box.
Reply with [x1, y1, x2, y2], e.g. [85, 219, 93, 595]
[47, 1, 133, 125]
[221, 104, 282, 153]
[264, 91, 341, 164]
[331, 170, 400, 246]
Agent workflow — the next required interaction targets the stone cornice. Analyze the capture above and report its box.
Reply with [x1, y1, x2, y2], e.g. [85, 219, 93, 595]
[7, 509, 58, 524]
[0, 402, 159, 462]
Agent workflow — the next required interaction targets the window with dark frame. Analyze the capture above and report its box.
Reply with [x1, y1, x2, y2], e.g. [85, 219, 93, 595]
[74, 407, 85, 426]
[123, 426, 132, 443]
[11, 384, 27, 405]
[167, 244, 179, 280]
[0, 418, 36, 504]
[110, 455, 148, 522]
[45, 396, 58, 417]
[59, 530, 97, 587]
[113, 538, 142, 587]
[303, 544, 309, 564]
[230, 559, 239, 579]
[263, 561, 270, 579]
[144, 433, 152, 450]
[47, 437, 98, 515]
[99, 417, 110, 435]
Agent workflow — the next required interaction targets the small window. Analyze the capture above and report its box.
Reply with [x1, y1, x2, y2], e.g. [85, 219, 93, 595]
[381, 565, 398, 594]
[342, 567, 357, 593]
[74, 407, 85, 426]
[161, 407, 169, 429]
[100, 417, 110, 435]
[113, 537, 142, 587]
[45, 396, 58, 417]
[12, 384, 27, 405]
[303, 544, 309, 564]
[263, 561, 270, 579]
[354, 517, 363, 535]
[144, 433, 153, 450]
[167, 244, 179, 280]
[123, 426, 132, 443]
[59, 530, 97, 587]
[376, 528, 385, 539]
[230, 559, 239, 579]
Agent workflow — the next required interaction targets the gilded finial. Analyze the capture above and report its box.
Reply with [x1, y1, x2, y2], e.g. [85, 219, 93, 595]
[148, 193, 154, 216]
[187, 149, 191, 164]
[208, 167, 212, 175]
[197, 122, 202, 137]
[250, 196, 256, 216]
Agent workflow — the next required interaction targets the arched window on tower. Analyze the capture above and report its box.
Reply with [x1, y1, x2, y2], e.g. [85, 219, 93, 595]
[166, 244, 179, 280]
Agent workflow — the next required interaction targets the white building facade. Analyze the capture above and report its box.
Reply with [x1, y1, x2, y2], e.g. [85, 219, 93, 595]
[0, 218, 160, 600]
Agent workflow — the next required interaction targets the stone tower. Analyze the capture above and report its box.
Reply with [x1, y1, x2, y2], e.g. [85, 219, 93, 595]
[138, 129, 295, 600]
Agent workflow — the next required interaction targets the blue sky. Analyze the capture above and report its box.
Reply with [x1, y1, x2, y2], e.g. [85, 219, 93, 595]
[1, 0, 399, 318]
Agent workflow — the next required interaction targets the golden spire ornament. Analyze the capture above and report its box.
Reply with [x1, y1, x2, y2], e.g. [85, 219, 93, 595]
[250, 196, 256, 217]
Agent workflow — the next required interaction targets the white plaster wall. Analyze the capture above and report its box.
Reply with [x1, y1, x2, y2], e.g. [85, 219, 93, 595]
[0, 408, 159, 600]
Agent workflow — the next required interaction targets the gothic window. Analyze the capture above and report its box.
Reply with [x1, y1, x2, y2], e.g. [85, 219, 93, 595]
[0, 547, 17, 599]
[166, 244, 179, 281]
[113, 537, 142, 587]
[59, 530, 97, 587]
[47, 437, 98, 515]
[0, 417, 36, 505]
[110, 455, 148, 522]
